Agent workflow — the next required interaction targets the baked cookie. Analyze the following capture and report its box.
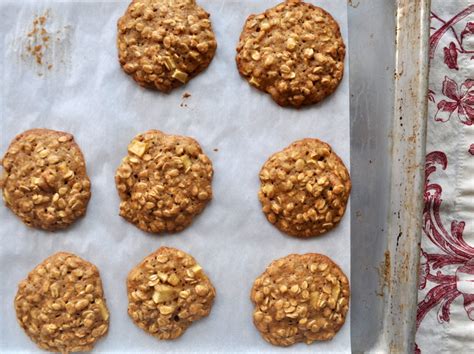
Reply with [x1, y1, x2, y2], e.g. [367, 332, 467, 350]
[117, 0, 217, 92]
[115, 130, 213, 233]
[236, 0, 345, 107]
[127, 247, 216, 339]
[251, 253, 349, 346]
[14, 252, 110, 352]
[258, 138, 350, 238]
[0, 129, 91, 231]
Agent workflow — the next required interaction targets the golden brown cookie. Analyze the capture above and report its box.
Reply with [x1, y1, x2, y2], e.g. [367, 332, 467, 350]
[117, 0, 217, 92]
[236, 0, 345, 107]
[115, 130, 213, 233]
[251, 253, 350, 346]
[0, 129, 91, 231]
[14, 252, 110, 352]
[259, 138, 350, 238]
[127, 247, 216, 339]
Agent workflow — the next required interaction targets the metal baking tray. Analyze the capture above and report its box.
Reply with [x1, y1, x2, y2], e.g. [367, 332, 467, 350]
[0, 0, 430, 352]
[349, 0, 429, 352]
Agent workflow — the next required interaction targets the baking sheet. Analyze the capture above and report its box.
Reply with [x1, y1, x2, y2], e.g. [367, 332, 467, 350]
[0, 0, 350, 352]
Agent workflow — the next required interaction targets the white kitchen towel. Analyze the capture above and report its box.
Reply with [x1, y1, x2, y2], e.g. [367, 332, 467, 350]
[416, 1, 474, 353]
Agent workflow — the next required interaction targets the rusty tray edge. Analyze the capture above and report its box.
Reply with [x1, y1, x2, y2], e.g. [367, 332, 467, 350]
[383, 0, 430, 352]
[349, 0, 430, 352]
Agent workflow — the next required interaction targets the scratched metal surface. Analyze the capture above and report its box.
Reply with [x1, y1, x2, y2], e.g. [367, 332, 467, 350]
[349, 0, 430, 352]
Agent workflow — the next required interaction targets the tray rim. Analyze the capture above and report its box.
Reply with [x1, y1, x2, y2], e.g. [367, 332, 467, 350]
[370, 0, 429, 352]
[348, 0, 430, 352]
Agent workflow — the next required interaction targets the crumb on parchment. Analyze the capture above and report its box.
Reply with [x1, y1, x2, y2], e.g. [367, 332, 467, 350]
[21, 10, 70, 75]
[26, 11, 51, 67]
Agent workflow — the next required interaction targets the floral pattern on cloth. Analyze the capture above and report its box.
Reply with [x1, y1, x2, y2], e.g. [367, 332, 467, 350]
[416, 152, 474, 353]
[416, 2, 474, 353]
[434, 76, 474, 125]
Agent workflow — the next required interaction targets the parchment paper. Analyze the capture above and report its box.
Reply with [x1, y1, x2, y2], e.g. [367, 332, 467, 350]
[0, 1, 350, 352]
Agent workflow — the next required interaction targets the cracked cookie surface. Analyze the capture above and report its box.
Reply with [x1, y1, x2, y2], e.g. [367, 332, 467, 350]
[115, 130, 213, 234]
[118, 0, 217, 92]
[251, 253, 349, 346]
[127, 247, 216, 339]
[236, 0, 345, 107]
[1, 129, 91, 231]
[14, 252, 110, 353]
[259, 138, 350, 238]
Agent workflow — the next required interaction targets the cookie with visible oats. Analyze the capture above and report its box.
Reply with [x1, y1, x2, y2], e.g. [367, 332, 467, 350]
[115, 130, 213, 234]
[14, 252, 110, 353]
[117, 0, 217, 92]
[0, 129, 91, 231]
[236, 0, 345, 107]
[127, 247, 216, 340]
[259, 138, 350, 238]
[251, 253, 350, 347]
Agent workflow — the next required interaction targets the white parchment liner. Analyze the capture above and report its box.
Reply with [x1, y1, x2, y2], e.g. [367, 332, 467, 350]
[0, 1, 350, 352]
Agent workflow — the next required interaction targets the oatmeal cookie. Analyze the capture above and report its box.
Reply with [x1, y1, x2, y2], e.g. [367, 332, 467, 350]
[115, 130, 213, 233]
[14, 252, 110, 352]
[251, 253, 350, 346]
[117, 0, 217, 92]
[0, 129, 91, 231]
[236, 0, 345, 107]
[127, 247, 216, 339]
[258, 138, 350, 238]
